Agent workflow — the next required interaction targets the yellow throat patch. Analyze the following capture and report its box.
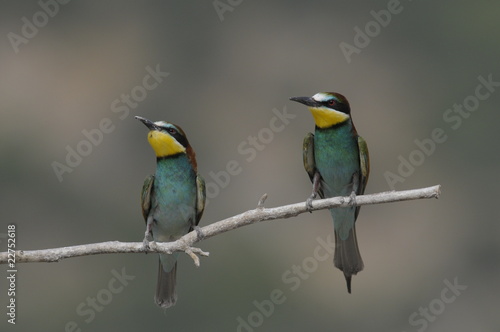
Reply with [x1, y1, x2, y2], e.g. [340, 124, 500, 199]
[147, 130, 186, 157]
[308, 107, 350, 128]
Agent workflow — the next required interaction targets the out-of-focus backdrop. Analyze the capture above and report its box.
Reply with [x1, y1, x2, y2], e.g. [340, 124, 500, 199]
[1, 1, 499, 331]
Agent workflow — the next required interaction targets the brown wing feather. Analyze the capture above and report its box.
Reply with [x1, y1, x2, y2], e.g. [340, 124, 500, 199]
[194, 174, 206, 228]
[140, 175, 155, 223]
[303, 132, 325, 198]
[355, 136, 370, 219]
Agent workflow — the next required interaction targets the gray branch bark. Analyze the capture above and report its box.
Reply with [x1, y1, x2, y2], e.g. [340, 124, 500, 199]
[0, 185, 440, 266]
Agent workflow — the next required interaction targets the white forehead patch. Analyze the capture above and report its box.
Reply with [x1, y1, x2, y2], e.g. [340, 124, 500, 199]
[312, 92, 331, 102]
[154, 121, 169, 127]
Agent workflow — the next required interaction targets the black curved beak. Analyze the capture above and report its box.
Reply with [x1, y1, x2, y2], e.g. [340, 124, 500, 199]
[135, 116, 160, 131]
[289, 96, 320, 107]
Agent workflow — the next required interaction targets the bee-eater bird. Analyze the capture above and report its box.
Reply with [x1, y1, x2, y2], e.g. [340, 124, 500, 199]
[290, 92, 369, 293]
[135, 116, 206, 308]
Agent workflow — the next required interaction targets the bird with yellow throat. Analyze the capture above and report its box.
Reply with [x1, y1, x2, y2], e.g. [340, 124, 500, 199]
[135, 116, 205, 308]
[290, 92, 369, 293]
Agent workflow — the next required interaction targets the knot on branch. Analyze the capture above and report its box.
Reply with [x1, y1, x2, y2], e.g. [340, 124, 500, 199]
[257, 193, 268, 209]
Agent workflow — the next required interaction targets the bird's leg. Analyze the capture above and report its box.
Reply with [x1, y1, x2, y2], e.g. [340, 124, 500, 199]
[306, 172, 321, 212]
[142, 215, 154, 251]
[192, 225, 205, 241]
[349, 190, 357, 207]
[349, 173, 359, 207]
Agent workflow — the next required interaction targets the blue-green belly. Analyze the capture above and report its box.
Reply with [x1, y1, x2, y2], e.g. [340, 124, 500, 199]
[314, 124, 360, 240]
[151, 154, 197, 272]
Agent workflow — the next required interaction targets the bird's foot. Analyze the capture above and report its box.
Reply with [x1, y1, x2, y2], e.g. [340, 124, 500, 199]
[142, 216, 154, 252]
[193, 226, 205, 241]
[348, 190, 357, 207]
[142, 232, 153, 252]
[306, 192, 316, 212]
[142, 239, 150, 252]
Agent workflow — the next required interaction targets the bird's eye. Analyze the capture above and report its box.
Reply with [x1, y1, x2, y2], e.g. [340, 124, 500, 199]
[327, 99, 335, 106]
[167, 128, 176, 135]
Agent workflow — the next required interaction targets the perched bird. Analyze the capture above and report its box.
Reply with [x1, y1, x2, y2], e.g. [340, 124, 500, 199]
[135, 116, 206, 308]
[290, 92, 369, 293]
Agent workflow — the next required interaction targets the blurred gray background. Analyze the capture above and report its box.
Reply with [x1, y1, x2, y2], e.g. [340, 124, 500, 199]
[1, 1, 499, 331]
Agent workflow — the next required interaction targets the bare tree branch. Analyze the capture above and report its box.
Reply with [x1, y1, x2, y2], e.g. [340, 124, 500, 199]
[0, 185, 440, 265]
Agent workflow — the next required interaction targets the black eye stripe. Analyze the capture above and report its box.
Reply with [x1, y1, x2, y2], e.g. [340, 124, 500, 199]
[161, 126, 189, 148]
[322, 98, 350, 114]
